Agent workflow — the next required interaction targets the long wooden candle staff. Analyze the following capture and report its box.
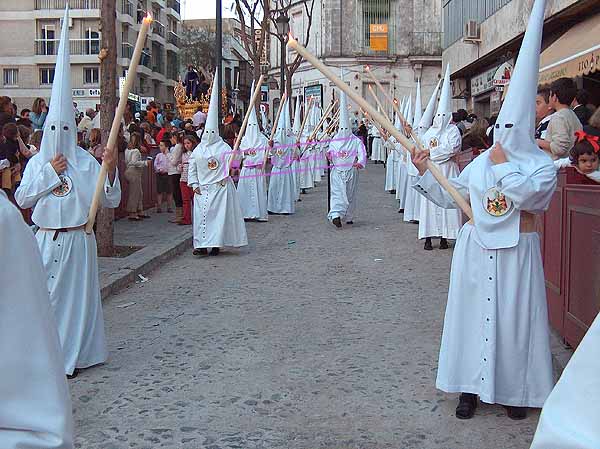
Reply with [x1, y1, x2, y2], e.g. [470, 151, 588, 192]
[296, 96, 314, 141]
[288, 35, 472, 219]
[367, 86, 392, 123]
[85, 14, 153, 233]
[308, 101, 336, 142]
[228, 75, 264, 171]
[265, 93, 287, 166]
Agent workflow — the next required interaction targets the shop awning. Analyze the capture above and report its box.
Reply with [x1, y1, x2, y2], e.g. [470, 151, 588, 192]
[539, 15, 600, 84]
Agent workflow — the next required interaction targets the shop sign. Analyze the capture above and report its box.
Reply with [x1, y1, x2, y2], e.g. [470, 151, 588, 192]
[470, 66, 497, 96]
[304, 84, 323, 108]
[493, 61, 513, 91]
[72, 88, 101, 98]
[370, 24, 388, 51]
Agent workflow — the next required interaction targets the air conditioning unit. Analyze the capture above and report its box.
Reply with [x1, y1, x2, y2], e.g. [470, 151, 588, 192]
[464, 20, 481, 42]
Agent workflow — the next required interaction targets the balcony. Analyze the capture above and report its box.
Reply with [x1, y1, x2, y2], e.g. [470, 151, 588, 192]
[141, 50, 152, 69]
[120, 0, 135, 17]
[152, 59, 164, 75]
[167, 0, 180, 14]
[35, 38, 100, 56]
[167, 31, 179, 47]
[153, 21, 165, 38]
[35, 0, 100, 8]
[121, 42, 133, 59]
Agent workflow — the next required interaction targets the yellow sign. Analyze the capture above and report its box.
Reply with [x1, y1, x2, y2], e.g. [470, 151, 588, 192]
[370, 24, 388, 51]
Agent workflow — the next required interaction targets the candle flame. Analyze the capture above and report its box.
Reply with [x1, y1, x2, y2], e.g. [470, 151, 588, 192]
[365, 65, 371, 71]
[144, 12, 153, 22]
[287, 32, 294, 41]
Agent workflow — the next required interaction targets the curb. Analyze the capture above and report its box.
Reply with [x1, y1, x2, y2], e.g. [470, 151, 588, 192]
[100, 236, 193, 300]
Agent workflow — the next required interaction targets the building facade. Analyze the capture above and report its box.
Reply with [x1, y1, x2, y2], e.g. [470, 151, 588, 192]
[0, 0, 181, 112]
[442, 0, 599, 118]
[267, 0, 443, 123]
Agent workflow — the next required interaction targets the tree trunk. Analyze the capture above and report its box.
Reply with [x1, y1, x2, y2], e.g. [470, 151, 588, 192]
[97, 0, 118, 257]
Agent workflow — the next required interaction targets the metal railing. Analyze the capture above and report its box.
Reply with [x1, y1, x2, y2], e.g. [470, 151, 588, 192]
[121, 42, 133, 59]
[141, 50, 152, 69]
[167, 31, 179, 47]
[167, 0, 180, 14]
[120, 0, 135, 17]
[411, 32, 442, 57]
[152, 60, 164, 75]
[35, 0, 100, 8]
[153, 21, 165, 38]
[35, 38, 100, 56]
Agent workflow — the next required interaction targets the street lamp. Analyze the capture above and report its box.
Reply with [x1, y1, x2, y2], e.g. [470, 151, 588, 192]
[275, 13, 290, 98]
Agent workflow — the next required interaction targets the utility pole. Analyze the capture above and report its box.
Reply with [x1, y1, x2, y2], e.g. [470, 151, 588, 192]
[97, 0, 118, 256]
[216, 0, 223, 126]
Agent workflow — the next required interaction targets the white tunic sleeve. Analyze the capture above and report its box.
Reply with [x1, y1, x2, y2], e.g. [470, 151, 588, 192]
[553, 157, 571, 170]
[15, 158, 62, 210]
[585, 170, 600, 183]
[356, 139, 367, 167]
[413, 163, 471, 209]
[490, 161, 557, 213]
[101, 168, 121, 208]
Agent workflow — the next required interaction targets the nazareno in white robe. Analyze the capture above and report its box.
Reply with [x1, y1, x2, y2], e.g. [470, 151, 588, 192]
[384, 139, 397, 191]
[267, 137, 296, 214]
[187, 140, 248, 250]
[413, 152, 556, 407]
[403, 151, 422, 222]
[15, 149, 121, 376]
[417, 124, 462, 239]
[530, 313, 600, 449]
[0, 192, 74, 449]
[237, 143, 269, 221]
[370, 126, 385, 162]
[299, 133, 315, 190]
[395, 144, 409, 207]
[327, 134, 367, 222]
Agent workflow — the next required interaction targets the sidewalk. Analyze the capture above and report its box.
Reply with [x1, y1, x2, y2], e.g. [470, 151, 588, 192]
[98, 210, 192, 300]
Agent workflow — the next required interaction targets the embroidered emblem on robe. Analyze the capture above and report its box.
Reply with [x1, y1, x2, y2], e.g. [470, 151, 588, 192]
[429, 137, 439, 148]
[51, 174, 73, 197]
[484, 187, 512, 216]
[207, 157, 219, 170]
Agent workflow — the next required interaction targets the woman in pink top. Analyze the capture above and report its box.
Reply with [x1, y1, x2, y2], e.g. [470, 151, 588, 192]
[154, 139, 173, 213]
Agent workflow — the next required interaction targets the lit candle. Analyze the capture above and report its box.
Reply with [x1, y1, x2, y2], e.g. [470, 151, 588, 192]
[287, 34, 473, 219]
[86, 13, 153, 233]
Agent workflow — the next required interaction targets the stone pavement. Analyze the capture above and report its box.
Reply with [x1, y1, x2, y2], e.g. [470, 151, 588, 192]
[98, 212, 192, 299]
[73, 162, 547, 449]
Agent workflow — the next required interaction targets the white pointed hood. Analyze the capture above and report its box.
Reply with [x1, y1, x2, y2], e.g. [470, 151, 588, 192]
[493, 0, 550, 170]
[274, 97, 291, 143]
[405, 96, 413, 128]
[240, 82, 266, 150]
[335, 90, 352, 138]
[413, 80, 423, 129]
[259, 104, 268, 133]
[417, 79, 441, 135]
[292, 96, 302, 135]
[201, 71, 222, 146]
[430, 65, 452, 132]
[38, 6, 78, 164]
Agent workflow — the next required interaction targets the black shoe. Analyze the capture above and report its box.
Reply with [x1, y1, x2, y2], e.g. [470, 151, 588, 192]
[455, 393, 478, 419]
[390, 189, 396, 194]
[424, 238, 433, 251]
[332, 217, 342, 228]
[439, 238, 449, 250]
[398, 208, 404, 214]
[67, 369, 81, 380]
[301, 188, 307, 194]
[193, 248, 208, 256]
[209, 247, 220, 256]
[346, 221, 353, 225]
[297, 198, 302, 202]
[503, 406, 527, 420]
[409, 220, 419, 224]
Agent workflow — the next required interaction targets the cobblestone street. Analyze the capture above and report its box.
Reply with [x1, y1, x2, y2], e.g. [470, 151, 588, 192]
[72, 163, 540, 449]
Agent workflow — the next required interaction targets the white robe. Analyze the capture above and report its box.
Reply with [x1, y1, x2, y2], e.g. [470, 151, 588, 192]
[395, 147, 409, 207]
[418, 124, 462, 239]
[403, 152, 422, 222]
[327, 134, 367, 222]
[414, 153, 557, 407]
[384, 140, 397, 191]
[237, 147, 268, 221]
[291, 156, 301, 200]
[530, 313, 600, 449]
[15, 151, 121, 375]
[370, 135, 385, 162]
[187, 139, 248, 249]
[299, 138, 315, 190]
[267, 139, 296, 214]
[0, 192, 74, 449]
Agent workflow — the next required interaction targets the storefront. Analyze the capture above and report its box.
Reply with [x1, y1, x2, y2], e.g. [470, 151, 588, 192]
[469, 60, 513, 119]
[72, 88, 101, 112]
[539, 13, 600, 106]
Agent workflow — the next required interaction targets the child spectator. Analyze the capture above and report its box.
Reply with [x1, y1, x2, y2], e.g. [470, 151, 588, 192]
[554, 125, 600, 183]
[537, 77, 582, 159]
[535, 85, 554, 139]
[88, 128, 103, 162]
[124, 132, 149, 221]
[178, 134, 198, 225]
[154, 139, 173, 213]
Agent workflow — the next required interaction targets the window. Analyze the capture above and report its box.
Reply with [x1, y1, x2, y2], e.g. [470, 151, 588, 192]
[40, 68, 55, 85]
[225, 67, 232, 89]
[84, 29, 100, 55]
[84, 67, 99, 84]
[40, 23, 56, 55]
[3, 69, 18, 86]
